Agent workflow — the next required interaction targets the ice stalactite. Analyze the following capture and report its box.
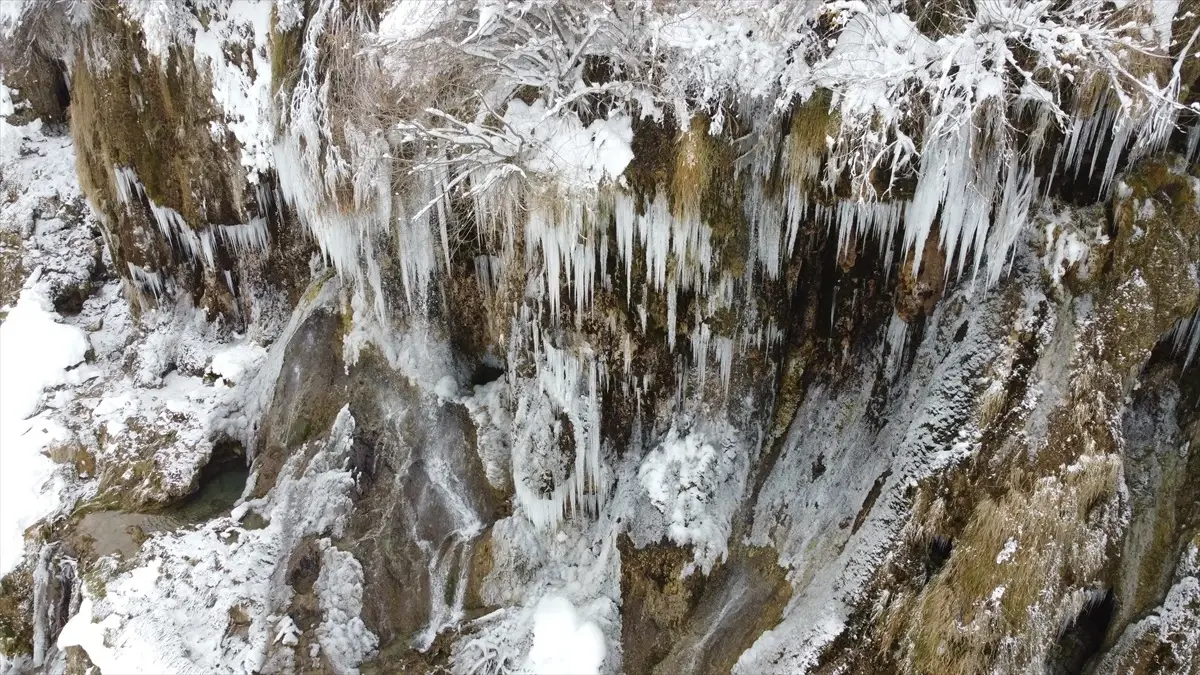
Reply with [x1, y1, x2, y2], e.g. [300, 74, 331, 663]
[211, 219, 269, 258]
[1061, 91, 1127, 197]
[525, 194, 604, 323]
[510, 330, 607, 531]
[473, 254, 503, 294]
[611, 191, 716, 349]
[745, 181, 786, 281]
[272, 0, 420, 321]
[112, 165, 270, 271]
[113, 165, 201, 262]
[389, 179, 444, 310]
[127, 262, 166, 300]
[1054, 73, 1187, 205]
[615, 192, 636, 303]
[1169, 307, 1200, 369]
[821, 201, 906, 272]
[885, 311, 911, 380]
[909, 124, 987, 280]
[715, 336, 735, 394]
[1186, 119, 1200, 165]
[274, 135, 389, 319]
[984, 159, 1039, 285]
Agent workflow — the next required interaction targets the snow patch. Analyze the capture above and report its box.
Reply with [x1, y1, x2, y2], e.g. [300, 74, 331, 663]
[638, 424, 747, 574]
[524, 595, 606, 675]
[210, 343, 269, 384]
[0, 290, 89, 576]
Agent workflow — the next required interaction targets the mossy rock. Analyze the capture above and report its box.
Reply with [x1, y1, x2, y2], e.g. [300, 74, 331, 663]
[68, 5, 250, 314]
[1098, 158, 1200, 377]
[0, 229, 25, 310]
[269, 5, 304, 99]
[0, 564, 35, 659]
[618, 534, 707, 673]
[1, 47, 70, 127]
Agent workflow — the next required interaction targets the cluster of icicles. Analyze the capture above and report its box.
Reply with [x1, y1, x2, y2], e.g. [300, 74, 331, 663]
[113, 165, 270, 301]
[267, 70, 1183, 532]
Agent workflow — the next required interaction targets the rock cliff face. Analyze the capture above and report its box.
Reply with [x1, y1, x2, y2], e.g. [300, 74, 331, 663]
[1, 1, 1199, 674]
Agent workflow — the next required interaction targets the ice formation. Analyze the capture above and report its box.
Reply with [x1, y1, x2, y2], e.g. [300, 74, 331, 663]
[2, 0, 1199, 673]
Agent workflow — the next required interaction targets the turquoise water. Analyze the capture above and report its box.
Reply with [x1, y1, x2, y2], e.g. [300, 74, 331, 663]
[167, 461, 250, 524]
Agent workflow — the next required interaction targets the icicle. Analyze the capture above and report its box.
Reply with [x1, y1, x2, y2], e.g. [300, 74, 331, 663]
[273, 130, 392, 321]
[525, 194, 604, 323]
[985, 159, 1038, 285]
[1187, 120, 1200, 165]
[600, 227, 609, 292]
[904, 125, 961, 276]
[127, 263, 166, 299]
[615, 192, 636, 302]
[1170, 307, 1200, 369]
[255, 182, 273, 220]
[515, 341, 607, 531]
[110, 165, 273, 270]
[745, 184, 785, 279]
[715, 336, 734, 394]
[215, 218, 270, 257]
[433, 164, 453, 275]
[393, 172, 441, 309]
[112, 166, 144, 207]
[1057, 90, 1148, 199]
[639, 192, 672, 292]
[199, 231, 217, 268]
[622, 332, 632, 381]
[691, 322, 711, 389]
[667, 271, 678, 350]
[474, 254, 496, 292]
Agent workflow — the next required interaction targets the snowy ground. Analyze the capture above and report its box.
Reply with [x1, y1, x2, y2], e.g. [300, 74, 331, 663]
[0, 111, 98, 579]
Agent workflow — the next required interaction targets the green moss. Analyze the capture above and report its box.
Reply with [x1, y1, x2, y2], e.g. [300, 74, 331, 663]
[1096, 159, 1200, 376]
[786, 89, 835, 188]
[0, 566, 33, 659]
[70, 7, 242, 283]
[269, 6, 304, 98]
[1131, 500, 1179, 613]
[301, 269, 336, 306]
[770, 344, 812, 443]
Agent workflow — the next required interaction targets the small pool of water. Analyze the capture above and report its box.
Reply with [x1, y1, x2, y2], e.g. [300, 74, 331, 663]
[73, 461, 250, 559]
[167, 461, 250, 523]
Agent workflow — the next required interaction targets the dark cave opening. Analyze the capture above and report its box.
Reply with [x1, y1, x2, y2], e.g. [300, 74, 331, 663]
[924, 535, 953, 581]
[470, 361, 505, 387]
[1047, 588, 1116, 675]
[52, 59, 70, 113]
